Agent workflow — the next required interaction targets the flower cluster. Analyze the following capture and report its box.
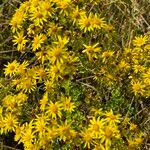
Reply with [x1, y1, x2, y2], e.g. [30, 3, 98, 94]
[0, 0, 149, 149]
[0, 98, 143, 150]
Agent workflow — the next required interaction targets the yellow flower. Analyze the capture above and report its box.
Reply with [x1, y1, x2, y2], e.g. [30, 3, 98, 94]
[27, 24, 37, 36]
[2, 95, 21, 112]
[10, 9, 26, 32]
[93, 144, 106, 150]
[39, 92, 48, 111]
[21, 121, 35, 148]
[40, 1, 54, 17]
[71, 6, 86, 25]
[36, 136, 49, 150]
[103, 73, 114, 86]
[35, 66, 47, 82]
[19, 78, 36, 93]
[53, 36, 69, 48]
[44, 80, 55, 92]
[56, 0, 72, 16]
[64, 54, 79, 67]
[10, 18, 22, 33]
[46, 101, 62, 119]
[16, 61, 29, 75]
[14, 9, 26, 22]
[13, 32, 28, 51]
[92, 14, 106, 29]
[101, 51, 114, 62]
[48, 46, 67, 65]
[131, 81, 145, 96]
[3, 113, 18, 133]
[19, 1, 31, 12]
[88, 117, 104, 138]
[118, 60, 130, 71]
[15, 92, 28, 104]
[35, 48, 49, 64]
[79, 13, 94, 32]
[79, 13, 106, 32]
[14, 125, 25, 143]
[122, 116, 130, 125]
[32, 34, 45, 51]
[90, 108, 103, 117]
[144, 44, 150, 51]
[46, 127, 57, 140]
[80, 128, 94, 149]
[24, 68, 37, 80]
[101, 125, 120, 149]
[4, 60, 19, 77]
[83, 43, 101, 61]
[134, 137, 143, 145]
[34, 115, 49, 136]
[133, 65, 145, 74]
[30, 7, 47, 26]
[127, 138, 136, 148]
[143, 69, 150, 85]
[128, 133, 143, 148]
[129, 123, 137, 131]
[49, 64, 64, 81]
[104, 127, 113, 139]
[57, 121, 75, 142]
[133, 35, 148, 47]
[104, 109, 121, 125]
[47, 23, 62, 37]
[102, 24, 114, 31]
[61, 96, 76, 113]
[123, 48, 133, 57]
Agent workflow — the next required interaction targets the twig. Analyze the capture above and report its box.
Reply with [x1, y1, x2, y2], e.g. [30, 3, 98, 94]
[77, 80, 97, 91]
[125, 96, 134, 118]
[129, 107, 146, 119]
[76, 76, 94, 82]
[0, 50, 17, 54]
[0, 37, 12, 47]
[0, 143, 21, 150]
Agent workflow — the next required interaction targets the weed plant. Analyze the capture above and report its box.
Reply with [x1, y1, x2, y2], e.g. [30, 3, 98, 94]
[0, 0, 150, 150]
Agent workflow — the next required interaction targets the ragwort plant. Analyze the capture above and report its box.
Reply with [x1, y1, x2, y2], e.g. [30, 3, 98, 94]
[0, 0, 150, 150]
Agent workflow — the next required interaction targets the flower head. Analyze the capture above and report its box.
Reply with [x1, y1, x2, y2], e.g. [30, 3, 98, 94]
[3, 113, 18, 133]
[133, 35, 148, 47]
[61, 96, 76, 113]
[83, 43, 101, 61]
[104, 109, 121, 125]
[46, 101, 62, 119]
[79, 13, 94, 32]
[32, 34, 45, 51]
[89, 117, 104, 138]
[81, 128, 94, 149]
[4, 60, 20, 77]
[132, 81, 145, 96]
[13, 32, 28, 51]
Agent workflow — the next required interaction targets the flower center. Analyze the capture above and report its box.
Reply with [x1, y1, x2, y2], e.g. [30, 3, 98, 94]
[17, 37, 23, 44]
[7, 119, 14, 127]
[51, 105, 58, 114]
[93, 123, 99, 131]
[9, 65, 15, 71]
[54, 48, 61, 58]
[36, 12, 43, 18]
[105, 128, 113, 138]
[84, 19, 91, 27]
[109, 114, 116, 120]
